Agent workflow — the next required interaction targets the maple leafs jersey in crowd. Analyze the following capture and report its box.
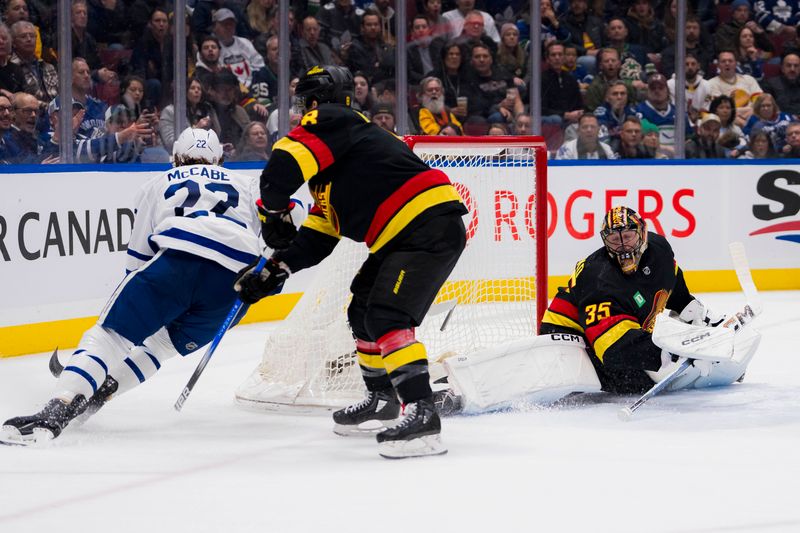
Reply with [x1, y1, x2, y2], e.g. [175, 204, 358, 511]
[540, 232, 695, 393]
[125, 164, 262, 274]
[260, 103, 467, 272]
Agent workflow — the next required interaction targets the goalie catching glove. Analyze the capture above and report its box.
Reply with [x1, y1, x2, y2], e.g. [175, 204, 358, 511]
[234, 257, 290, 304]
[257, 199, 298, 250]
[678, 299, 725, 328]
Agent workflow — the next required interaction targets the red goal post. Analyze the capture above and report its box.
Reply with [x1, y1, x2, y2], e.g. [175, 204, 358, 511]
[235, 135, 548, 412]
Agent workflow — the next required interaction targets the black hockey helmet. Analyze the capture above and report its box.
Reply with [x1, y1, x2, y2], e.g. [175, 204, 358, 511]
[295, 65, 354, 111]
[600, 206, 648, 275]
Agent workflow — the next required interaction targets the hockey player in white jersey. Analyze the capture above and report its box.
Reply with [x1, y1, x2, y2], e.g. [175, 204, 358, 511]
[0, 128, 301, 445]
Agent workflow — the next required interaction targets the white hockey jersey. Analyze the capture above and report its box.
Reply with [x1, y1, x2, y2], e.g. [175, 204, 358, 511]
[126, 165, 262, 274]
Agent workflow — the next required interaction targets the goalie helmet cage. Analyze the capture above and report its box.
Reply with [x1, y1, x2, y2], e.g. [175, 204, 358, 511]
[236, 136, 548, 412]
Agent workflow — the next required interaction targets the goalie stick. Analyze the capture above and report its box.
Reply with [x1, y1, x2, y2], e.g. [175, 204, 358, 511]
[174, 256, 267, 412]
[618, 242, 762, 421]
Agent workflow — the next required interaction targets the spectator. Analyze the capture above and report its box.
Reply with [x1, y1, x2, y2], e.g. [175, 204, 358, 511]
[594, 80, 637, 142]
[209, 69, 250, 149]
[367, 0, 396, 46]
[463, 43, 521, 124]
[603, 17, 647, 79]
[641, 117, 671, 158]
[709, 94, 747, 147]
[246, 34, 277, 118]
[535, 0, 572, 44]
[245, 0, 277, 37]
[159, 77, 221, 152]
[266, 76, 301, 144]
[232, 121, 269, 161]
[130, 8, 170, 108]
[407, 15, 444, 85]
[371, 103, 395, 132]
[754, 0, 800, 40]
[119, 75, 147, 121]
[3, 0, 45, 61]
[559, 0, 604, 76]
[781, 121, 800, 157]
[453, 10, 497, 56]
[563, 43, 593, 92]
[715, 0, 773, 55]
[86, 0, 129, 48]
[427, 42, 470, 120]
[213, 8, 266, 89]
[707, 50, 762, 125]
[293, 16, 337, 78]
[667, 53, 712, 123]
[0, 92, 20, 161]
[739, 130, 777, 159]
[742, 93, 793, 152]
[345, 9, 395, 84]
[421, 0, 449, 39]
[8, 91, 43, 162]
[352, 71, 376, 115]
[541, 41, 583, 127]
[623, 0, 666, 62]
[194, 35, 226, 91]
[71, 0, 100, 70]
[487, 122, 509, 135]
[584, 47, 642, 111]
[411, 76, 462, 135]
[762, 52, 800, 115]
[555, 112, 617, 159]
[735, 25, 769, 80]
[317, 0, 364, 50]
[71, 57, 108, 138]
[685, 113, 727, 159]
[513, 112, 532, 135]
[96, 104, 148, 163]
[191, 0, 251, 45]
[635, 73, 692, 150]
[441, 0, 500, 44]
[660, 15, 713, 79]
[0, 23, 26, 96]
[10, 21, 57, 102]
[611, 115, 654, 158]
[496, 23, 527, 87]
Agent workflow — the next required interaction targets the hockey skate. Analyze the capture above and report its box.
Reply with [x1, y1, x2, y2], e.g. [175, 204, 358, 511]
[0, 395, 88, 446]
[332, 389, 401, 437]
[376, 398, 447, 459]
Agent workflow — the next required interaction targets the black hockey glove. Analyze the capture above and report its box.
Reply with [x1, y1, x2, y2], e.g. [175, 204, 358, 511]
[234, 257, 290, 304]
[257, 199, 297, 250]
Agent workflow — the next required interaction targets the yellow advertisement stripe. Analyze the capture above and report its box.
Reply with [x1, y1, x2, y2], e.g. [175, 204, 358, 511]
[593, 319, 640, 362]
[302, 213, 341, 239]
[384, 342, 427, 374]
[273, 137, 319, 181]
[357, 351, 384, 370]
[369, 185, 462, 253]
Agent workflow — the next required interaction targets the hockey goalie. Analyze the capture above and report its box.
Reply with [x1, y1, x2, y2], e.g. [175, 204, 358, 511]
[431, 206, 762, 416]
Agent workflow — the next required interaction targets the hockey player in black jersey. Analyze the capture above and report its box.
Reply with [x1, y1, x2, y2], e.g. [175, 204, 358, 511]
[540, 205, 746, 394]
[235, 65, 468, 458]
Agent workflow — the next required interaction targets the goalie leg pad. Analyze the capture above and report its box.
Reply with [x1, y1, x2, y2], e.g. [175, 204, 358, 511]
[442, 334, 601, 414]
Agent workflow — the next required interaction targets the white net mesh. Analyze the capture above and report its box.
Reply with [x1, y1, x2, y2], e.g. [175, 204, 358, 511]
[235, 138, 544, 412]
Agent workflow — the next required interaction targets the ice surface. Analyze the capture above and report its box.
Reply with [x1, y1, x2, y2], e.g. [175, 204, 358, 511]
[1, 292, 799, 533]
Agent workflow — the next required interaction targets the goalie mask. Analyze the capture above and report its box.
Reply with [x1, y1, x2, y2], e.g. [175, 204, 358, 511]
[601, 206, 648, 275]
[172, 127, 223, 167]
[295, 65, 354, 112]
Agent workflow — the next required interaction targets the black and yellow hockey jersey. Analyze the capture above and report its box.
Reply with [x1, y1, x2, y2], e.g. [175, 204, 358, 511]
[260, 103, 467, 271]
[540, 232, 695, 393]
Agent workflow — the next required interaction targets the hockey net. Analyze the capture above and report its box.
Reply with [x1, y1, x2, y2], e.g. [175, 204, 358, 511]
[235, 136, 548, 412]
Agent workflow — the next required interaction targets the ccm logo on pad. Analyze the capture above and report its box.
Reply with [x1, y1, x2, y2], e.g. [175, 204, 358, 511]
[681, 332, 711, 345]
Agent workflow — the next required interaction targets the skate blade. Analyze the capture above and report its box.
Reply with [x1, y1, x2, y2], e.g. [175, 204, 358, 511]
[378, 434, 448, 459]
[333, 419, 398, 437]
[0, 425, 55, 447]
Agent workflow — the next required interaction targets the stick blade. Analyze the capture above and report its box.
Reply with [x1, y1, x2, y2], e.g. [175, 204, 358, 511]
[618, 407, 634, 422]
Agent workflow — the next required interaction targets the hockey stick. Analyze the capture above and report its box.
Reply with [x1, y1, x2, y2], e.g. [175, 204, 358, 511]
[618, 357, 692, 421]
[174, 257, 267, 412]
[619, 242, 761, 421]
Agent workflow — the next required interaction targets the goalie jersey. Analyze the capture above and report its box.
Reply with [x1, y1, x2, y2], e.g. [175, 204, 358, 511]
[540, 232, 695, 393]
[260, 103, 467, 271]
[126, 164, 262, 274]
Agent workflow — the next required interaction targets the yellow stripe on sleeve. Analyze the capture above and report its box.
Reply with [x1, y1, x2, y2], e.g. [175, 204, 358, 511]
[273, 137, 319, 181]
[369, 185, 463, 253]
[593, 319, 640, 362]
[542, 309, 584, 333]
[383, 342, 427, 374]
[302, 214, 341, 239]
